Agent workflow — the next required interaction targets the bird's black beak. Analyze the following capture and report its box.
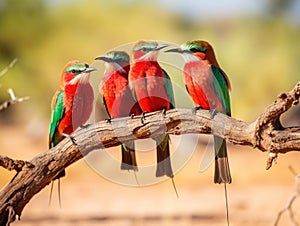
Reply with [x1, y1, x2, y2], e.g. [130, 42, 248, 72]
[84, 67, 97, 73]
[95, 56, 112, 63]
[165, 48, 185, 54]
[156, 44, 169, 51]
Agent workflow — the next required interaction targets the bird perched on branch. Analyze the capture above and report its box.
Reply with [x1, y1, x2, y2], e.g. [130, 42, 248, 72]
[166, 40, 232, 224]
[166, 40, 232, 184]
[96, 51, 141, 171]
[129, 40, 177, 195]
[49, 60, 96, 206]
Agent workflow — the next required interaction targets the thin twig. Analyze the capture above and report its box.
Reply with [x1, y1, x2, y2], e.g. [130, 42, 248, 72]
[0, 59, 18, 79]
[274, 167, 300, 226]
[0, 59, 29, 111]
[274, 193, 298, 226]
[0, 89, 29, 112]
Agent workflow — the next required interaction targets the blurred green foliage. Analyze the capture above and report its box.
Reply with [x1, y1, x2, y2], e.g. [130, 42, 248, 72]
[0, 0, 299, 124]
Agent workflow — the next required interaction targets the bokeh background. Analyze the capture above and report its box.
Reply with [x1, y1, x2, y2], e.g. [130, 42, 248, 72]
[0, 0, 300, 225]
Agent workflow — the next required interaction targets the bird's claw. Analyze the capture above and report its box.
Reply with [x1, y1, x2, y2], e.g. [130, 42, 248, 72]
[209, 109, 218, 119]
[130, 113, 135, 119]
[70, 135, 77, 146]
[162, 108, 167, 116]
[80, 123, 90, 129]
[141, 112, 147, 124]
[105, 118, 112, 123]
[62, 133, 77, 146]
[192, 106, 203, 114]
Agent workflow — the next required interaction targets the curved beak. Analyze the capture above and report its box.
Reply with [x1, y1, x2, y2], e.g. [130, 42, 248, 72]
[84, 67, 97, 73]
[156, 43, 169, 51]
[165, 48, 185, 54]
[95, 56, 112, 62]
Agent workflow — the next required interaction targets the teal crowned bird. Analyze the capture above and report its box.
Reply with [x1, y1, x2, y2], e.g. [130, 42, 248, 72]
[49, 61, 96, 206]
[129, 40, 178, 196]
[96, 51, 141, 171]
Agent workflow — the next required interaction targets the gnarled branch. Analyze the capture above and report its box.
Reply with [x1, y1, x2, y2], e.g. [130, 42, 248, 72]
[0, 82, 299, 225]
[0, 155, 34, 172]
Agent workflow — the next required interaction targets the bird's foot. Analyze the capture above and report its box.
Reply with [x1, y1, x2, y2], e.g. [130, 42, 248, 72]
[209, 109, 218, 119]
[69, 135, 77, 146]
[161, 108, 167, 117]
[192, 106, 203, 114]
[130, 113, 135, 119]
[80, 123, 90, 129]
[105, 118, 112, 123]
[62, 133, 77, 146]
[141, 112, 147, 124]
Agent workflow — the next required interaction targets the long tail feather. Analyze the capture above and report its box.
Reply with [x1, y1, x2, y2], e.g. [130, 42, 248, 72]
[154, 134, 173, 178]
[49, 179, 63, 208]
[224, 183, 230, 226]
[49, 181, 54, 206]
[58, 178, 62, 208]
[171, 176, 179, 198]
[213, 135, 231, 183]
[121, 141, 138, 171]
[49, 171, 65, 207]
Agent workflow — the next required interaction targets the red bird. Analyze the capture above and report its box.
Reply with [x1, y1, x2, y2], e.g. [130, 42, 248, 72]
[96, 51, 141, 171]
[49, 60, 96, 205]
[129, 40, 175, 179]
[166, 40, 232, 225]
[166, 40, 232, 184]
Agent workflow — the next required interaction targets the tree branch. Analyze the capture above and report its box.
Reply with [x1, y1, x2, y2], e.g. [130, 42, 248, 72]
[0, 82, 299, 225]
[0, 155, 34, 172]
[0, 89, 29, 112]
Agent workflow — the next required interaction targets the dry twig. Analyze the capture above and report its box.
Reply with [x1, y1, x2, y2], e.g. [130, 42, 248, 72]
[0, 59, 18, 79]
[0, 59, 29, 111]
[0, 89, 29, 112]
[274, 166, 300, 226]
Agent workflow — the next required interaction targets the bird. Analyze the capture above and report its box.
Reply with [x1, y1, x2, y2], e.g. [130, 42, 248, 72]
[49, 60, 96, 206]
[166, 40, 232, 184]
[95, 51, 141, 172]
[166, 40, 232, 224]
[129, 40, 177, 195]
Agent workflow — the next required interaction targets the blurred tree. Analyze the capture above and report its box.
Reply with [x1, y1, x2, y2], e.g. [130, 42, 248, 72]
[0, 0, 299, 124]
[267, 0, 295, 17]
[0, 0, 47, 59]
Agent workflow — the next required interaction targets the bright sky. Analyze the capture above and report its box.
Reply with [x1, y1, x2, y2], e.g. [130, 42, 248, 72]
[157, 0, 269, 21]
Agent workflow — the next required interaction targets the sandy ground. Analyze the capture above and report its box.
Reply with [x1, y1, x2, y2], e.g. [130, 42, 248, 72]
[1, 124, 300, 226]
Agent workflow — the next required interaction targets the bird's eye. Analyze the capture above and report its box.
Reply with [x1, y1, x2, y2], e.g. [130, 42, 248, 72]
[71, 69, 76, 74]
[190, 48, 198, 52]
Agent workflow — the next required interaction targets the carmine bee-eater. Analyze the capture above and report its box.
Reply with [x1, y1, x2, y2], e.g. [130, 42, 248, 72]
[129, 40, 177, 191]
[166, 40, 232, 225]
[95, 51, 141, 171]
[49, 60, 96, 206]
[166, 40, 232, 224]
[166, 40, 232, 184]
